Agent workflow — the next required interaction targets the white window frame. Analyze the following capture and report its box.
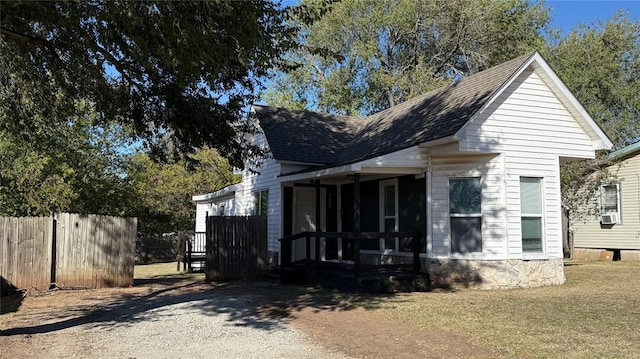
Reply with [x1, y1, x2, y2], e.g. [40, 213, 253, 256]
[600, 183, 621, 218]
[379, 178, 399, 253]
[253, 189, 269, 216]
[448, 177, 482, 254]
[520, 177, 544, 254]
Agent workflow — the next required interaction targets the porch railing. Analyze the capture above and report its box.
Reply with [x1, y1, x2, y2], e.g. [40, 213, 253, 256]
[177, 232, 206, 272]
[278, 231, 422, 281]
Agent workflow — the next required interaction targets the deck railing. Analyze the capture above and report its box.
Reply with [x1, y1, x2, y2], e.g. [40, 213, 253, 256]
[278, 231, 422, 281]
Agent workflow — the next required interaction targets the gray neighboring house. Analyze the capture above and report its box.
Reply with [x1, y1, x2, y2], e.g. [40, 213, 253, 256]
[193, 51, 613, 289]
[572, 141, 640, 260]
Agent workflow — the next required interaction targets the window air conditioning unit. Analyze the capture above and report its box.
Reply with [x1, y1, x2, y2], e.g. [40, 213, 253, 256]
[601, 213, 619, 225]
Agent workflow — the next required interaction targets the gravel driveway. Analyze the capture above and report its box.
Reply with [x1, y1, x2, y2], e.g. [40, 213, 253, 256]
[1, 283, 350, 359]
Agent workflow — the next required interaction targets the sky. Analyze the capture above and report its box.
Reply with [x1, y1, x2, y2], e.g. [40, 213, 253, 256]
[546, 0, 639, 34]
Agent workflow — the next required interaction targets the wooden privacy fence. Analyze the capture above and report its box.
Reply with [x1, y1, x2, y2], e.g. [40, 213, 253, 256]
[1, 213, 136, 292]
[205, 215, 267, 281]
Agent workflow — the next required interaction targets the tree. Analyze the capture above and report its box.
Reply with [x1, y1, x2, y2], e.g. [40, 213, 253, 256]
[537, 10, 640, 255]
[1, 1, 295, 168]
[0, 101, 135, 217]
[127, 148, 240, 236]
[264, 0, 550, 115]
[544, 10, 640, 149]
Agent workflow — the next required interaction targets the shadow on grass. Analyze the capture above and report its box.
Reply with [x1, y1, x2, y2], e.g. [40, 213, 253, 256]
[0, 277, 401, 336]
[563, 261, 583, 267]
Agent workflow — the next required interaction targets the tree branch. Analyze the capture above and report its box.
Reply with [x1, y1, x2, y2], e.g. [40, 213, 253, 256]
[1, 26, 61, 64]
[1, 27, 46, 46]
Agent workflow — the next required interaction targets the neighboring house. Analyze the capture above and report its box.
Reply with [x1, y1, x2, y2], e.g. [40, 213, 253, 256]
[572, 141, 640, 260]
[193, 51, 612, 288]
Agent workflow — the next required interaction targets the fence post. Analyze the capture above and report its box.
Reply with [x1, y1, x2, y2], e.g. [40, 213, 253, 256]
[50, 214, 57, 287]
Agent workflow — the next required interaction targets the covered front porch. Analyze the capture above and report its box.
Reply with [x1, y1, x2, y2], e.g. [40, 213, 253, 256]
[277, 158, 430, 291]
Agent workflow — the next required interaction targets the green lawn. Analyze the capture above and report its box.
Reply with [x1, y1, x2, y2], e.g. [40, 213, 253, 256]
[375, 261, 640, 358]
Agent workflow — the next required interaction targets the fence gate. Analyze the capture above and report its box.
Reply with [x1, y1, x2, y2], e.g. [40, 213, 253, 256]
[205, 216, 267, 281]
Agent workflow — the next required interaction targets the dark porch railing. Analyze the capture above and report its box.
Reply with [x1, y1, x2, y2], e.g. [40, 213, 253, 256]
[278, 231, 422, 282]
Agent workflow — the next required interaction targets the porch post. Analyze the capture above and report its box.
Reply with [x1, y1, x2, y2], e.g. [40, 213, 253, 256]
[315, 179, 321, 264]
[353, 173, 361, 276]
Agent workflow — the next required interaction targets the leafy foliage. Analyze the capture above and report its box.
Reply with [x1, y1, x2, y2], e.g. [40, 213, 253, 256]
[1, 1, 295, 168]
[543, 11, 640, 222]
[545, 10, 640, 149]
[265, 0, 549, 115]
[0, 102, 134, 216]
[127, 148, 240, 236]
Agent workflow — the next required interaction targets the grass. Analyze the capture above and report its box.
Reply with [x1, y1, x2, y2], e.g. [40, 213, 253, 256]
[373, 261, 640, 358]
[132, 260, 640, 357]
[134, 261, 204, 283]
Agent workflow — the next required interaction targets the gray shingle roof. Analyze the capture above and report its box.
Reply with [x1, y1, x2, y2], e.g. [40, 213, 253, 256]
[253, 106, 366, 165]
[255, 52, 536, 167]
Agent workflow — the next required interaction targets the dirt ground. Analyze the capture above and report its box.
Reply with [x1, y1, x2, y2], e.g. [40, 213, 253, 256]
[1, 276, 495, 359]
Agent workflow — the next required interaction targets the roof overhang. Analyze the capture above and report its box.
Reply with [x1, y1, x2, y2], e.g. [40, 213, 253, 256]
[278, 146, 427, 183]
[192, 183, 241, 202]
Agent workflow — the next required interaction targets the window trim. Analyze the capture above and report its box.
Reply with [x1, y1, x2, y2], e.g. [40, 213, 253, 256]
[520, 177, 544, 254]
[600, 183, 621, 221]
[379, 178, 399, 252]
[448, 177, 482, 254]
[253, 189, 269, 216]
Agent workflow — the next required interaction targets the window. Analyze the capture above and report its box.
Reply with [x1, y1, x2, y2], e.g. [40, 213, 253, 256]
[520, 178, 543, 253]
[601, 184, 620, 214]
[253, 189, 268, 215]
[219, 204, 225, 216]
[449, 178, 482, 254]
[379, 179, 398, 251]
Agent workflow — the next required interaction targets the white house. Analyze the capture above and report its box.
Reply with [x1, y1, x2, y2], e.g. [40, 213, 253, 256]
[572, 141, 640, 260]
[193, 51, 612, 289]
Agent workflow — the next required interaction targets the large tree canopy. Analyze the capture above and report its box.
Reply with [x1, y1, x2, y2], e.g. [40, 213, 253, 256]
[264, 0, 550, 115]
[544, 10, 640, 149]
[1, 1, 294, 168]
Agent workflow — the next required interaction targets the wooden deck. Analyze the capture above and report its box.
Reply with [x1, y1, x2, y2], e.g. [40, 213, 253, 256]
[278, 231, 429, 293]
[278, 261, 428, 293]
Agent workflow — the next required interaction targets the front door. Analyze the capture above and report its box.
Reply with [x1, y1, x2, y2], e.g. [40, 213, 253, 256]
[293, 187, 325, 261]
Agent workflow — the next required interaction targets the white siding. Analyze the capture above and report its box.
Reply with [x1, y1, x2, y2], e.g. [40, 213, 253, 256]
[430, 153, 507, 259]
[572, 154, 640, 249]
[194, 201, 213, 233]
[456, 68, 592, 259]
[236, 132, 283, 253]
[359, 146, 428, 170]
[193, 195, 236, 232]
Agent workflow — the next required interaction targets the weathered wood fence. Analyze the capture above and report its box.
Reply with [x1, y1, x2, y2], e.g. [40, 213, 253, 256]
[205, 215, 267, 281]
[1, 213, 136, 293]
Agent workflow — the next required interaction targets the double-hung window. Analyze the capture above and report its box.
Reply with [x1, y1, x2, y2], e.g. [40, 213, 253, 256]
[253, 189, 269, 215]
[520, 177, 543, 253]
[449, 177, 482, 254]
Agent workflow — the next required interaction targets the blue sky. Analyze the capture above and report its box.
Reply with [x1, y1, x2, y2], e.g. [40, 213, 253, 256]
[546, 0, 639, 34]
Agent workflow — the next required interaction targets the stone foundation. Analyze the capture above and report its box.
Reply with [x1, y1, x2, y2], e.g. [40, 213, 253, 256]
[621, 250, 640, 261]
[573, 247, 640, 261]
[572, 248, 607, 261]
[359, 254, 566, 289]
[428, 258, 566, 289]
